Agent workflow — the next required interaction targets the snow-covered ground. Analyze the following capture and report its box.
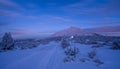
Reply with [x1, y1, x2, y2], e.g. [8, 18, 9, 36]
[0, 41, 120, 69]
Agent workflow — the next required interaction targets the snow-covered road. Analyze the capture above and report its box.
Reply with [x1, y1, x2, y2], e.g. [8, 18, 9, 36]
[0, 42, 64, 69]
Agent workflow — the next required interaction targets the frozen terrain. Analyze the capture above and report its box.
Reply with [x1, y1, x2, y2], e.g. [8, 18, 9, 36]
[0, 41, 120, 69]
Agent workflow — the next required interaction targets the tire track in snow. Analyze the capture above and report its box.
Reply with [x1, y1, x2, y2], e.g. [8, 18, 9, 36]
[3, 45, 57, 69]
[36, 45, 58, 69]
[46, 46, 64, 69]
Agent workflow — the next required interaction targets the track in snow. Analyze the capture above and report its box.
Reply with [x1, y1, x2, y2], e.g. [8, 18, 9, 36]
[1, 42, 64, 69]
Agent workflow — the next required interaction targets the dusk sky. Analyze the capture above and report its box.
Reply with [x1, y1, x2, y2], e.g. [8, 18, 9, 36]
[0, 0, 120, 38]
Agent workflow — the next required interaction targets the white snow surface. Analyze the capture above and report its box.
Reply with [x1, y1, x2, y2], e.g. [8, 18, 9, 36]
[0, 41, 120, 69]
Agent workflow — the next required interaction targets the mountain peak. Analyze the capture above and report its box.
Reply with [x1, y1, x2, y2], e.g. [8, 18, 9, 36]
[68, 26, 82, 30]
[52, 26, 90, 36]
[66, 26, 82, 31]
[69, 26, 79, 29]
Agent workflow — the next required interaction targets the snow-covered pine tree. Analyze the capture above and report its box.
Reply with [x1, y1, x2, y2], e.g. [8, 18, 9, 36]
[1, 32, 14, 50]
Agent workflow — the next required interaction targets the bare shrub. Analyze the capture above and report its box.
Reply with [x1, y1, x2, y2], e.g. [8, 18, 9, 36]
[88, 49, 96, 59]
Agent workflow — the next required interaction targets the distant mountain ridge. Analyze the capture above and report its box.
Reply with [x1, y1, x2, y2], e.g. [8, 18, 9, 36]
[52, 26, 120, 36]
[53, 26, 92, 36]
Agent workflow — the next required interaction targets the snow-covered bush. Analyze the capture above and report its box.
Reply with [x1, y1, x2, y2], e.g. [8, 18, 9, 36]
[111, 40, 120, 50]
[61, 39, 70, 49]
[80, 58, 86, 62]
[91, 44, 103, 48]
[63, 47, 79, 62]
[15, 39, 39, 49]
[1, 32, 14, 50]
[88, 49, 96, 59]
[93, 59, 104, 66]
[64, 56, 75, 63]
[65, 47, 79, 57]
[80, 58, 89, 63]
[39, 39, 49, 45]
[90, 41, 98, 44]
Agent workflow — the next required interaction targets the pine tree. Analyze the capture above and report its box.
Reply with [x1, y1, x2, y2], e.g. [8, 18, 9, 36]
[1, 32, 14, 50]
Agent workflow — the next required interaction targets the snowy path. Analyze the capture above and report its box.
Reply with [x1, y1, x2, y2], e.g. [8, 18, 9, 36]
[0, 42, 64, 69]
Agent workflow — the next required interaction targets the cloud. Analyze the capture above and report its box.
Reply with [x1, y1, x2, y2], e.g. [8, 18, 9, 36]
[11, 31, 26, 35]
[0, 9, 70, 23]
[86, 26, 120, 32]
[0, 0, 25, 12]
[0, 0, 19, 7]
[101, 0, 120, 14]
[0, 22, 9, 26]
[10, 28, 47, 35]
[51, 16, 71, 23]
[10, 28, 33, 37]
[11, 31, 29, 38]
[61, 0, 120, 16]
[74, 20, 120, 28]
[0, 10, 22, 18]
[26, 3, 37, 9]
[21, 15, 71, 23]
[38, 31, 54, 34]
[88, 21, 120, 26]
[9, 28, 53, 38]
[10, 28, 26, 31]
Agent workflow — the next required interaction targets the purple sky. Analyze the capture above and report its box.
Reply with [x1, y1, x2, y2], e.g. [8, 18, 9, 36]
[0, 0, 120, 38]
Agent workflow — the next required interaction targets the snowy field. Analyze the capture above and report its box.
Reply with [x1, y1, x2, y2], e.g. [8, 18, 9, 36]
[0, 41, 120, 69]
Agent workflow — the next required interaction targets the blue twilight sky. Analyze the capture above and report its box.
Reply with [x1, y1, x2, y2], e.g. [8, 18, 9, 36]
[0, 0, 120, 38]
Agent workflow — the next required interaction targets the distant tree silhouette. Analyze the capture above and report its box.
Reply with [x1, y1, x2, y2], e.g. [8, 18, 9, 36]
[1, 32, 14, 50]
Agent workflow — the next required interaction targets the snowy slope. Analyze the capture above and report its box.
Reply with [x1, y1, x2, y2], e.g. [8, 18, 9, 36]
[0, 41, 120, 69]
